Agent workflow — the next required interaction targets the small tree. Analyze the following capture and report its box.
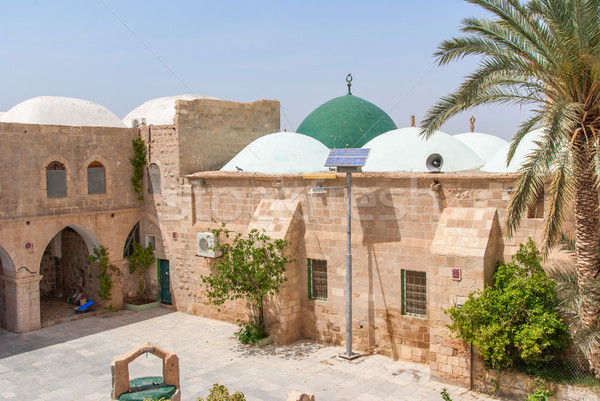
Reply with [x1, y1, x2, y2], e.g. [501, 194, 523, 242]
[126, 241, 155, 298]
[200, 224, 296, 344]
[88, 245, 120, 311]
[445, 239, 571, 370]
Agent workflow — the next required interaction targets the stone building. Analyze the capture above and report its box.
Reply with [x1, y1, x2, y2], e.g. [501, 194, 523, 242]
[0, 88, 563, 386]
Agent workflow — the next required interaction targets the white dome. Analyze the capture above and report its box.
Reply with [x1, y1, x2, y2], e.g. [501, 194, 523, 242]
[454, 132, 508, 161]
[363, 127, 485, 172]
[221, 132, 330, 174]
[481, 128, 544, 172]
[123, 94, 218, 126]
[0, 96, 125, 127]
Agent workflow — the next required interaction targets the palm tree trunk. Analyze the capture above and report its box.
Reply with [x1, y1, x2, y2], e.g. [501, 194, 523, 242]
[574, 140, 600, 375]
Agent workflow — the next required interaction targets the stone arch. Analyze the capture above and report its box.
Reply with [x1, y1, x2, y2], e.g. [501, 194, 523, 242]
[123, 221, 140, 259]
[0, 245, 16, 272]
[0, 245, 15, 329]
[38, 224, 102, 307]
[64, 224, 101, 255]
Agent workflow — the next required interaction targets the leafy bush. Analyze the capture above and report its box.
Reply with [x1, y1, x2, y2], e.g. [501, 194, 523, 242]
[197, 383, 246, 401]
[445, 239, 571, 370]
[235, 320, 266, 345]
[126, 241, 155, 292]
[88, 245, 120, 310]
[526, 380, 552, 401]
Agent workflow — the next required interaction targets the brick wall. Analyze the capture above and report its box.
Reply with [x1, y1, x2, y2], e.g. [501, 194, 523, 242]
[150, 170, 550, 372]
[0, 123, 140, 219]
[175, 98, 280, 175]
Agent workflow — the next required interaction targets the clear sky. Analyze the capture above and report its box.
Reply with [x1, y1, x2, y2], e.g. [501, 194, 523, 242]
[0, 0, 532, 140]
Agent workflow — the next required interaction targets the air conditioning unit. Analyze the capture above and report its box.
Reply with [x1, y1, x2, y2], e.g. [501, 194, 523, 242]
[197, 232, 222, 258]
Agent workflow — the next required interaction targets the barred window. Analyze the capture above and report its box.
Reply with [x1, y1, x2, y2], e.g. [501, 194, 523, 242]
[402, 270, 426, 317]
[308, 259, 327, 300]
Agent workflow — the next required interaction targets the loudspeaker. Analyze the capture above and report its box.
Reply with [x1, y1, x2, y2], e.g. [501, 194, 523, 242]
[426, 153, 444, 172]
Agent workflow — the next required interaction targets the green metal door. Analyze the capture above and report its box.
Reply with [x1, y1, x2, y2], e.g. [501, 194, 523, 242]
[158, 259, 172, 305]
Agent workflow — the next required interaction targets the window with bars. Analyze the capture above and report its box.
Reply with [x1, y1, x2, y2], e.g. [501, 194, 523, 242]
[402, 270, 426, 317]
[308, 259, 327, 300]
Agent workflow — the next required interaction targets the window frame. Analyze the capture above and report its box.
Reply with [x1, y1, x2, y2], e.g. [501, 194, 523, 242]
[87, 161, 106, 195]
[401, 269, 427, 318]
[307, 258, 328, 301]
[46, 161, 67, 199]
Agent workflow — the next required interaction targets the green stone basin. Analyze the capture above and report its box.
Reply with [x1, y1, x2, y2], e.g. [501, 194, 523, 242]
[118, 376, 177, 401]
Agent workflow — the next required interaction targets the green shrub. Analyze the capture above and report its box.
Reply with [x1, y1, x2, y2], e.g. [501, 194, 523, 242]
[126, 241, 155, 292]
[445, 239, 571, 370]
[88, 245, 120, 310]
[197, 383, 246, 401]
[235, 320, 266, 345]
[526, 380, 552, 401]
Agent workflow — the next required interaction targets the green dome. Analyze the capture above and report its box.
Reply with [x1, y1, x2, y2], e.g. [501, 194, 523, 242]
[297, 94, 397, 148]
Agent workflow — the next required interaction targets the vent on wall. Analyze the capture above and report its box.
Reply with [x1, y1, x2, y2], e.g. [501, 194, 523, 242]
[197, 232, 222, 258]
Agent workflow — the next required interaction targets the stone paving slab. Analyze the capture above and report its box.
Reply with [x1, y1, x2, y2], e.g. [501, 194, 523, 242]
[0, 308, 501, 401]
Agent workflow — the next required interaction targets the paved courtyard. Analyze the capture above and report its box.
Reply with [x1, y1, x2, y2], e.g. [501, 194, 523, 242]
[0, 308, 500, 401]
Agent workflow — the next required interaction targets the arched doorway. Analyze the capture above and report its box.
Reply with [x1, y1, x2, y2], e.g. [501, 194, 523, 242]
[39, 225, 101, 324]
[0, 246, 14, 330]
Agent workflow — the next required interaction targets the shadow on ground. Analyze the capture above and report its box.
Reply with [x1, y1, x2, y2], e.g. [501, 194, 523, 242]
[0, 307, 174, 359]
[234, 339, 327, 360]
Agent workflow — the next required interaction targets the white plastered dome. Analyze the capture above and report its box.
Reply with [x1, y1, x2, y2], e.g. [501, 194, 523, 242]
[362, 127, 485, 172]
[454, 132, 508, 162]
[221, 132, 330, 174]
[123, 94, 218, 127]
[0, 96, 125, 127]
[481, 128, 544, 173]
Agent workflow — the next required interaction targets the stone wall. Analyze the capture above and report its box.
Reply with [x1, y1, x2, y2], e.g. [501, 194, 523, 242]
[147, 170, 549, 369]
[60, 228, 97, 303]
[0, 122, 139, 219]
[472, 356, 600, 400]
[39, 246, 58, 298]
[175, 98, 280, 175]
[0, 260, 4, 329]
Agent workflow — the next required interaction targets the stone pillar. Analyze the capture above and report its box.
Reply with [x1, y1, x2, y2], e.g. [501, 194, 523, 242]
[2, 275, 42, 333]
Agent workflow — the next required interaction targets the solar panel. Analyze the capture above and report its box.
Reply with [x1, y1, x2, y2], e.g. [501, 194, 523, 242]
[325, 148, 370, 167]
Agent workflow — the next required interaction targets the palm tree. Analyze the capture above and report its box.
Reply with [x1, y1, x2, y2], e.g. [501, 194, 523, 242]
[421, 0, 600, 375]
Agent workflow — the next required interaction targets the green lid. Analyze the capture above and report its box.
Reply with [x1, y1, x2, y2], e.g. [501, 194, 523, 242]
[118, 376, 177, 401]
[297, 94, 397, 149]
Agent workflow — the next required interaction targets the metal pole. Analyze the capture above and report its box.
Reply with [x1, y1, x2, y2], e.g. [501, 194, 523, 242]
[341, 172, 358, 359]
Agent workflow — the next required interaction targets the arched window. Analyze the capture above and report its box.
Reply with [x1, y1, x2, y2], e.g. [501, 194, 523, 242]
[123, 222, 140, 258]
[46, 161, 66, 198]
[87, 161, 106, 195]
[148, 163, 161, 195]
